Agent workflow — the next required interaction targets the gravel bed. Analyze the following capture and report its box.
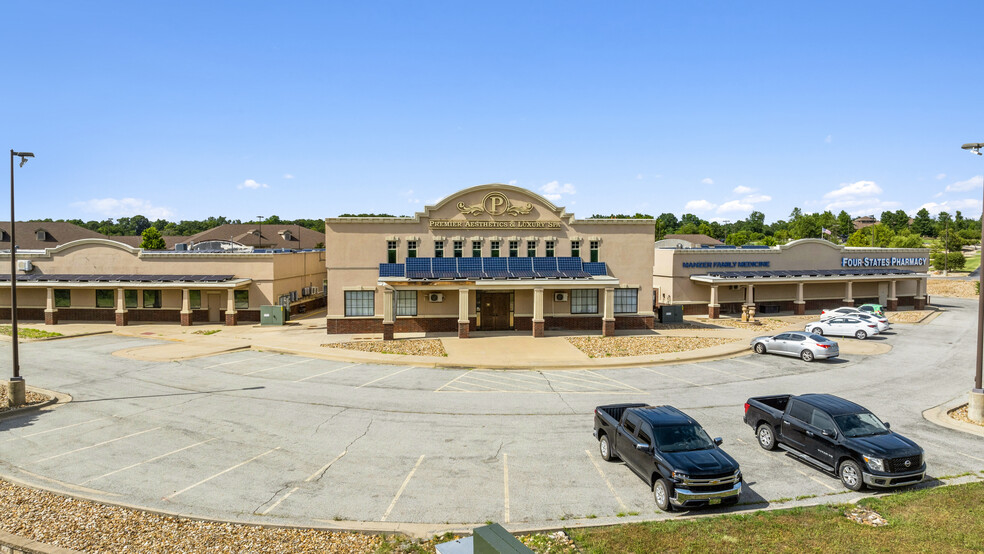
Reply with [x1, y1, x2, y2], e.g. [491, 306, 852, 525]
[708, 318, 792, 332]
[927, 279, 978, 299]
[948, 404, 984, 428]
[323, 339, 447, 357]
[0, 384, 49, 412]
[885, 310, 933, 324]
[567, 336, 740, 358]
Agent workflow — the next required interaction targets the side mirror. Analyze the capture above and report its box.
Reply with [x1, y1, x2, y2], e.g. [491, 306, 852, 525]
[635, 442, 650, 451]
[884, 422, 890, 429]
[714, 437, 723, 446]
[821, 429, 837, 439]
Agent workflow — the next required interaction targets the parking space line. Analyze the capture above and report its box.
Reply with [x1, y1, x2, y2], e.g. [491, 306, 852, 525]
[585, 450, 627, 511]
[471, 372, 551, 386]
[37, 427, 163, 463]
[503, 453, 510, 523]
[203, 354, 279, 369]
[166, 447, 281, 500]
[260, 450, 347, 515]
[435, 370, 473, 392]
[294, 363, 360, 383]
[692, 364, 751, 380]
[729, 357, 769, 369]
[639, 367, 705, 388]
[460, 374, 546, 390]
[4, 418, 107, 442]
[541, 372, 627, 390]
[81, 438, 217, 484]
[455, 378, 508, 391]
[356, 366, 418, 389]
[958, 451, 984, 463]
[580, 371, 648, 393]
[381, 455, 425, 521]
[792, 467, 838, 491]
[243, 358, 314, 376]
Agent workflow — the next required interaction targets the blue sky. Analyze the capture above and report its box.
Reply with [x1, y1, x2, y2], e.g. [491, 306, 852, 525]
[3, 2, 983, 223]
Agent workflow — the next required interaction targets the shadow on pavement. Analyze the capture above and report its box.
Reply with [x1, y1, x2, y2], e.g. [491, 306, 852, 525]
[71, 385, 266, 404]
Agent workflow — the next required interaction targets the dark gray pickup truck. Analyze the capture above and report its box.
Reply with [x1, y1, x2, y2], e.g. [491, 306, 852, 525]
[744, 394, 925, 490]
[594, 403, 742, 511]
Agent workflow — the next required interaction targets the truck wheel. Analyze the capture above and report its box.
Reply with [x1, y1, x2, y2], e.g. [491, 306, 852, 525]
[599, 435, 616, 462]
[754, 343, 767, 354]
[800, 349, 814, 362]
[812, 327, 824, 335]
[653, 478, 674, 512]
[855, 330, 867, 340]
[839, 459, 864, 491]
[756, 423, 777, 450]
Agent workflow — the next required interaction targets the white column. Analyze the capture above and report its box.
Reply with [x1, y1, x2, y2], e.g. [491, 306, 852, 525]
[709, 285, 719, 307]
[181, 289, 191, 314]
[889, 280, 897, 301]
[745, 284, 754, 306]
[383, 288, 394, 324]
[458, 288, 470, 324]
[845, 281, 854, 303]
[116, 288, 126, 313]
[533, 288, 544, 322]
[227, 289, 237, 314]
[796, 282, 804, 304]
[603, 287, 615, 320]
[45, 287, 55, 311]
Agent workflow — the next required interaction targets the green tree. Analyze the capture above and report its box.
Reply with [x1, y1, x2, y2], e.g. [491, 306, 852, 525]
[911, 208, 934, 236]
[836, 210, 854, 237]
[888, 231, 924, 249]
[140, 226, 166, 250]
[725, 231, 751, 246]
[845, 224, 894, 248]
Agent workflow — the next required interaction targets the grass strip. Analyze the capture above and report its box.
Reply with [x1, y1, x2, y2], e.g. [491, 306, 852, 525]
[0, 325, 62, 339]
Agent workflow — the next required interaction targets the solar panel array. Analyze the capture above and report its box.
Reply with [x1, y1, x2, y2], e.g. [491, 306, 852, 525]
[703, 268, 914, 279]
[0, 274, 236, 283]
[382, 257, 607, 280]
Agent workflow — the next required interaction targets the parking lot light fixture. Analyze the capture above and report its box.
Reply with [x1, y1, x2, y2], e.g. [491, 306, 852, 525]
[961, 142, 984, 422]
[7, 150, 33, 407]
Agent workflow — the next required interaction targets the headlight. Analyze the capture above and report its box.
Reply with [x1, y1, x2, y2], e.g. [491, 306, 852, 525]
[734, 469, 742, 481]
[671, 471, 689, 481]
[863, 456, 885, 472]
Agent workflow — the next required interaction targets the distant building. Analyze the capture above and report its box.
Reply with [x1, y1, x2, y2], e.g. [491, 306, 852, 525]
[0, 221, 105, 250]
[853, 215, 878, 230]
[180, 224, 324, 250]
[656, 234, 724, 248]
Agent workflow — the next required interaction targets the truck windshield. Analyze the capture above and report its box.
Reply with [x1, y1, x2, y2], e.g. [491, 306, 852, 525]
[833, 412, 889, 438]
[654, 424, 715, 452]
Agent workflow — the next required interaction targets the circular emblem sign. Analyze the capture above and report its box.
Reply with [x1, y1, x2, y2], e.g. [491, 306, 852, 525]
[904, 459, 911, 468]
[483, 192, 509, 215]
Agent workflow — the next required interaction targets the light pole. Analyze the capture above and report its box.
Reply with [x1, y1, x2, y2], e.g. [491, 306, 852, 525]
[960, 142, 984, 422]
[7, 150, 33, 407]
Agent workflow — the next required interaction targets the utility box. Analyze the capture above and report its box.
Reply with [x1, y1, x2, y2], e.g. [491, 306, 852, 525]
[260, 305, 287, 326]
[658, 305, 683, 324]
[473, 523, 533, 554]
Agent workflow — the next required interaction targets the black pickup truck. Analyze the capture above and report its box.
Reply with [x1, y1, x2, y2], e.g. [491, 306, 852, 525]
[594, 403, 742, 511]
[744, 394, 925, 490]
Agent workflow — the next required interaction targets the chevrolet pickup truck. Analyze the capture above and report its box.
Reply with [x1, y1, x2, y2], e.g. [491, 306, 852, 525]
[594, 403, 742, 511]
[744, 394, 925, 490]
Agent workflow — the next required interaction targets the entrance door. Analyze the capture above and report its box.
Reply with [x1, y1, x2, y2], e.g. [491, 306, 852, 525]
[207, 292, 221, 323]
[481, 293, 511, 330]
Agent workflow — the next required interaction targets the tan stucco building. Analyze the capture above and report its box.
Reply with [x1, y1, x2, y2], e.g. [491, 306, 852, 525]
[0, 239, 326, 325]
[325, 184, 656, 338]
[653, 239, 930, 318]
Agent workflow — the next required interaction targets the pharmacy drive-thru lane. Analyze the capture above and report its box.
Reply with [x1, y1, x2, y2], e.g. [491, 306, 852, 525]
[1, 298, 982, 536]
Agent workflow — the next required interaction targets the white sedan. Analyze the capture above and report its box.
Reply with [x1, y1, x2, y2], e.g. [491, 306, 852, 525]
[805, 317, 880, 340]
[821, 308, 890, 332]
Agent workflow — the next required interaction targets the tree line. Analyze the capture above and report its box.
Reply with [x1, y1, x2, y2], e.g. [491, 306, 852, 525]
[39, 215, 328, 237]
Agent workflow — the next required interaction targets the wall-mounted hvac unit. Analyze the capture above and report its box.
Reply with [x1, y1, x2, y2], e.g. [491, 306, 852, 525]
[554, 292, 568, 302]
[289, 290, 298, 301]
[428, 292, 445, 303]
[16, 260, 32, 272]
[302, 287, 310, 296]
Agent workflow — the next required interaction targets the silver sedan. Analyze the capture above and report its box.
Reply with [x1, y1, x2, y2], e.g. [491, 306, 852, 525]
[750, 332, 840, 362]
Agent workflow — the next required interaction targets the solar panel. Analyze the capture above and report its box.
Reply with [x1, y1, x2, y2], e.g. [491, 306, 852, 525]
[457, 258, 483, 279]
[379, 263, 405, 278]
[406, 258, 433, 280]
[507, 257, 537, 278]
[557, 257, 590, 278]
[533, 257, 563, 278]
[483, 257, 511, 279]
[432, 258, 458, 279]
[583, 262, 608, 276]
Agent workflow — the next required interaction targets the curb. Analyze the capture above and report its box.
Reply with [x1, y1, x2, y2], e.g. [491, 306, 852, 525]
[0, 387, 70, 421]
[0, 528, 83, 554]
[922, 396, 984, 437]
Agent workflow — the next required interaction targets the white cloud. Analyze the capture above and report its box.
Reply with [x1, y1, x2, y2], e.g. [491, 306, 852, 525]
[919, 199, 982, 215]
[540, 181, 576, 202]
[507, 180, 518, 186]
[934, 192, 943, 198]
[744, 194, 772, 203]
[684, 199, 716, 212]
[936, 173, 946, 180]
[945, 175, 983, 192]
[823, 180, 882, 200]
[733, 185, 753, 194]
[238, 179, 269, 190]
[717, 200, 754, 213]
[824, 198, 902, 215]
[400, 189, 420, 204]
[701, 178, 714, 185]
[72, 198, 175, 220]
[825, 135, 832, 144]
[636, 174, 644, 180]
[283, 173, 294, 179]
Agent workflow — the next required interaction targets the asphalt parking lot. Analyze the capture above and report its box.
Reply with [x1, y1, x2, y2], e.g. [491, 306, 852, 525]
[1, 299, 983, 535]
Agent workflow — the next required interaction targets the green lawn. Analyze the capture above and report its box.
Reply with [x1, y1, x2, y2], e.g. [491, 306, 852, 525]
[569, 481, 984, 553]
[0, 325, 62, 339]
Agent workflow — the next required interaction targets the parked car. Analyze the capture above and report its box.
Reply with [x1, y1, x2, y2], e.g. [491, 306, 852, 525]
[858, 303, 885, 317]
[821, 306, 865, 318]
[594, 403, 741, 511]
[805, 317, 879, 339]
[743, 394, 925, 490]
[750, 332, 839, 362]
[852, 312, 891, 332]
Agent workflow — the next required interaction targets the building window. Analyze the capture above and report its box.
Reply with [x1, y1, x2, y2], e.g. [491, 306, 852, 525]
[472, 240, 482, 257]
[545, 240, 555, 257]
[590, 240, 600, 263]
[54, 289, 71, 308]
[490, 240, 500, 257]
[394, 290, 417, 316]
[190, 290, 202, 309]
[434, 241, 444, 258]
[527, 240, 536, 257]
[95, 289, 114, 308]
[234, 290, 249, 310]
[407, 240, 417, 258]
[571, 289, 599, 314]
[124, 290, 138, 308]
[508, 240, 519, 257]
[453, 240, 463, 258]
[614, 288, 638, 314]
[571, 240, 580, 258]
[344, 290, 374, 316]
[387, 240, 398, 264]
[36, 230, 47, 241]
[143, 290, 162, 308]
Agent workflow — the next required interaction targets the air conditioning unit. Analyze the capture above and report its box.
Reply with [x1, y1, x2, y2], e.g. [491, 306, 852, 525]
[16, 260, 32, 272]
[302, 287, 310, 296]
[428, 292, 445, 303]
[554, 292, 568, 302]
[289, 291, 298, 301]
